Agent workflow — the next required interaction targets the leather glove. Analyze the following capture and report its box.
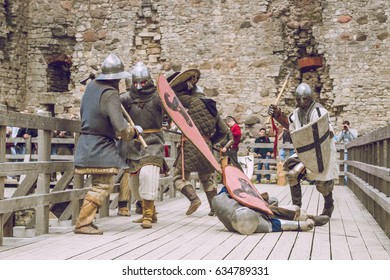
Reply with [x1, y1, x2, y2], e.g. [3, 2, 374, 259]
[120, 124, 142, 141]
[268, 104, 281, 117]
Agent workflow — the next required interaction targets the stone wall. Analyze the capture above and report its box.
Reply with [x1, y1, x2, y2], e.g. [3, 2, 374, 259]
[0, 0, 389, 135]
[314, 0, 390, 133]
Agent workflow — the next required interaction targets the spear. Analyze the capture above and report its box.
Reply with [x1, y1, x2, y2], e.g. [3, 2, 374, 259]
[120, 104, 148, 148]
[266, 70, 291, 124]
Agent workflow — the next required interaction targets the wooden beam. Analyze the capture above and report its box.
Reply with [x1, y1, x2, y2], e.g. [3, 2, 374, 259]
[0, 189, 90, 214]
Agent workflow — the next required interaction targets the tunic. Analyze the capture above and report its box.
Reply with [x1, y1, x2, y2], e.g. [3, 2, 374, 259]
[74, 80, 128, 172]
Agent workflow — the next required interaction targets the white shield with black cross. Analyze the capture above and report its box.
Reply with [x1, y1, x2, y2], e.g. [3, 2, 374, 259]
[290, 113, 331, 173]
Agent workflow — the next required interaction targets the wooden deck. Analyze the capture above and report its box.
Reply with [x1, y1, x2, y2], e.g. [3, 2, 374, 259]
[0, 184, 388, 260]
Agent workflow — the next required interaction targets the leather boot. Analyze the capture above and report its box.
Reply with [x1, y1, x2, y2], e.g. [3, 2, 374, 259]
[321, 192, 334, 218]
[118, 201, 130, 216]
[290, 184, 302, 207]
[74, 194, 103, 235]
[307, 214, 330, 226]
[141, 200, 155, 229]
[181, 185, 201, 215]
[133, 201, 157, 224]
[205, 189, 217, 216]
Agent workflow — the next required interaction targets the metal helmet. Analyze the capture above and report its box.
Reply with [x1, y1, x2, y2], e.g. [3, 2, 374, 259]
[95, 53, 130, 81]
[131, 62, 153, 90]
[295, 83, 313, 108]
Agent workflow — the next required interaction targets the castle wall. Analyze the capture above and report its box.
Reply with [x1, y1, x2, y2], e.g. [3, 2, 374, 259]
[0, 0, 389, 135]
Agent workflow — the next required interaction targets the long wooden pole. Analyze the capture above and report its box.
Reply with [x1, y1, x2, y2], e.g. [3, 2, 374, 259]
[266, 70, 292, 123]
[121, 105, 148, 148]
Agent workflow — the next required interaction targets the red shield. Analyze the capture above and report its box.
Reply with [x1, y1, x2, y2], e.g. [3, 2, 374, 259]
[223, 165, 273, 215]
[157, 74, 222, 173]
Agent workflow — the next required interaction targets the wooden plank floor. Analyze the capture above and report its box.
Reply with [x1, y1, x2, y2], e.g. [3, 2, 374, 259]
[0, 184, 389, 260]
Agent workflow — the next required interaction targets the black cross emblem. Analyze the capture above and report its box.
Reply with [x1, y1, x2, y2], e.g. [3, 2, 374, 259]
[295, 123, 330, 172]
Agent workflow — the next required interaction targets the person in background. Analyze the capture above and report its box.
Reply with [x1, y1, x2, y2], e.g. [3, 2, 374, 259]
[278, 128, 294, 161]
[336, 120, 358, 185]
[220, 116, 243, 171]
[254, 128, 273, 183]
[336, 120, 358, 144]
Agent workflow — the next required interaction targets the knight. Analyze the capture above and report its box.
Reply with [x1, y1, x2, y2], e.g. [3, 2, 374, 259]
[74, 53, 139, 235]
[268, 83, 339, 218]
[117, 62, 165, 229]
[168, 69, 230, 216]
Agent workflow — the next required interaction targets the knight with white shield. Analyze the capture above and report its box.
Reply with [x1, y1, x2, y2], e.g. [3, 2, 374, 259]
[268, 83, 339, 218]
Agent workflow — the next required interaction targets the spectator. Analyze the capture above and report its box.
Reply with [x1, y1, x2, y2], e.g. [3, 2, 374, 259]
[254, 128, 273, 183]
[278, 128, 294, 161]
[336, 120, 358, 185]
[220, 116, 243, 171]
[336, 120, 358, 144]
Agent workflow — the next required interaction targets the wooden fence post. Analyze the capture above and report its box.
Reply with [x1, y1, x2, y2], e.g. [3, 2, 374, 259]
[35, 119, 52, 235]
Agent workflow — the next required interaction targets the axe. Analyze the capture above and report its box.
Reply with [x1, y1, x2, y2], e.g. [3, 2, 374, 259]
[266, 70, 291, 124]
[80, 73, 96, 85]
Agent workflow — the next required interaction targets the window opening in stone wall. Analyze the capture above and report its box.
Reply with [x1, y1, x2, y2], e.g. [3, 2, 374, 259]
[47, 61, 70, 92]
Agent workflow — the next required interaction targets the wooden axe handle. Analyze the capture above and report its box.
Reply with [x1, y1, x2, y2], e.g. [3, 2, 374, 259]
[121, 104, 148, 148]
[266, 71, 291, 124]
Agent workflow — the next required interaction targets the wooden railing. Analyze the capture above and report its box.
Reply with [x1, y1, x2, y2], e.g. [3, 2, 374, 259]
[240, 142, 346, 184]
[0, 105, 182, 245]
[345, 124, 390, 238]
[0, 103, 355, 245]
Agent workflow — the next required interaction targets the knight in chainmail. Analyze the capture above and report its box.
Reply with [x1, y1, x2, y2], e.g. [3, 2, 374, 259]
[117, 62, 164, 229]
[74, 54, 138, 235]
[268, 83, 339, 218]
[169, 69, 230, 216]
[213, 190, 321, 235]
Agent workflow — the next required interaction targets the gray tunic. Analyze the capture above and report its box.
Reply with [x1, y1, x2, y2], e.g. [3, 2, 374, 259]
[74, 80, 128, 169]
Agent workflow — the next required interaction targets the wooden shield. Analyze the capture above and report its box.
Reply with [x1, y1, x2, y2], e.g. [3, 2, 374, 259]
[157, 74, 222, 173]
[290, 113, 331, 173]
[223, 165, 273, 215]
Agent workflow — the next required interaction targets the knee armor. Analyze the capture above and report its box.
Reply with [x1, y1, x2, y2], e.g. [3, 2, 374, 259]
[287, 162, 305, 186]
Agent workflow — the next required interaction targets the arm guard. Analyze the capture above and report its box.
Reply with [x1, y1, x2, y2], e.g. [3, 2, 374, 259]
[273, 111, 289, 130]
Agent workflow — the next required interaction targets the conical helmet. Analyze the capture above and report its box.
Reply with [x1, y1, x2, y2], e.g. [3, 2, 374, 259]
[295, 83, 314, 109]
[131, 62, 154, 90]
[295, 83, 312, 99]
[95, 53, 130, 81]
